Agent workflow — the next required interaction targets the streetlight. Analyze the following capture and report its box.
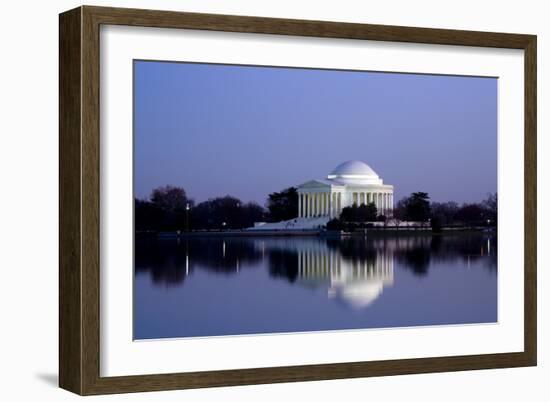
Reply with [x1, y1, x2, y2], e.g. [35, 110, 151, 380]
[236, 202, 241, 229]
[185, 203, 190, 233]
[222, 222, 226, 231]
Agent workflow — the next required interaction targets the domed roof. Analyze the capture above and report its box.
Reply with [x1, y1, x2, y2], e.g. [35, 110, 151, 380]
[327, 160, 382, 185]
[329, 160, 378, 177]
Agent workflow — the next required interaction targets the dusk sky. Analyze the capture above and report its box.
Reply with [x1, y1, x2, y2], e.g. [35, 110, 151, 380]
[134, 60, 497, 205]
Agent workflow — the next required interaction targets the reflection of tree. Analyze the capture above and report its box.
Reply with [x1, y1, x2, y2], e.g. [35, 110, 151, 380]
[326, 237, 377, 265]
[135, 236, 189, 285]
[268, 249, 299, 283]
[135, 232, 497, 287]
[135, 236, 262, 285]
[397, 244, 431, 276]
[394, 233, 496, 276]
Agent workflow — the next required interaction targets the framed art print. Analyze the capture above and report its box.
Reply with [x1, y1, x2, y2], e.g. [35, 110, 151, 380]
[59, 6, 536, 395]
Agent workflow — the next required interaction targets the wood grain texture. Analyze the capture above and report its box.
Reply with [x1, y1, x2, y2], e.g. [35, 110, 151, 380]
[523, 38, 537, 365]
[58, 5, 537, 395]
[59, 7, 82, 394]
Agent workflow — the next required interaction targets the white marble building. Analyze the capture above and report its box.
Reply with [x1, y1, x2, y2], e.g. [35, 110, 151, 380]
[297, 160, 394, 218]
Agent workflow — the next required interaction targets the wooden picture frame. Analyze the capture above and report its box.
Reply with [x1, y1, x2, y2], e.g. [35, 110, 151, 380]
[59, 5, 537, 395]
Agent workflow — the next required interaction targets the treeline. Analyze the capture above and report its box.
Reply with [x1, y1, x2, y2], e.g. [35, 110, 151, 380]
[136, 185, 497, 232]
[401, 192, 497, 229]
[429, 193, 497, 227]
[135, 185, 299, 232]
[327, 192, 497, 231]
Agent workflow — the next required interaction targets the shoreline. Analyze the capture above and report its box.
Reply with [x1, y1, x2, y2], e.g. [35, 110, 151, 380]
[138, 226, 496, 239]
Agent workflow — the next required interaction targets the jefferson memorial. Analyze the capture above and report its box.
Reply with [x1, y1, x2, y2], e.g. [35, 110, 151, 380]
[297, 160, 394, 218]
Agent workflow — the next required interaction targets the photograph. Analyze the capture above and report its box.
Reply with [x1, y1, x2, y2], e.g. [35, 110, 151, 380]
[133, 60, 498, 340]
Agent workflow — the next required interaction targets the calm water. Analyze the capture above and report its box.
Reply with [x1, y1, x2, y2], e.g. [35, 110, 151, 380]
[134, 233, 497, 340]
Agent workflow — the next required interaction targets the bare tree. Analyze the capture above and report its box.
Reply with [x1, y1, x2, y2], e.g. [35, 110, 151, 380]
[390, 198, 407, 230]
[150, 185, 192, 212]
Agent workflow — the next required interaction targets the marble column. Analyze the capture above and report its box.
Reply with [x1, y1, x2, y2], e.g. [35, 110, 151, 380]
[315, 193, 319, 217]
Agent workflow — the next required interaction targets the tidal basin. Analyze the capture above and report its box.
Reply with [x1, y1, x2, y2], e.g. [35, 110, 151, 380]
[134, 232, 497, 340]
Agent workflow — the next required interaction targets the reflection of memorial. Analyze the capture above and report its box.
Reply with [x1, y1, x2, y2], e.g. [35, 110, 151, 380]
[297, 241, 394, 309]
[136, 233, 495, 287]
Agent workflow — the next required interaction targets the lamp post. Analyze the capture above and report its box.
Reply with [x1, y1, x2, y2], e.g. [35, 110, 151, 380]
[236, 202, 241, 229]
[185, 203, 190, 233]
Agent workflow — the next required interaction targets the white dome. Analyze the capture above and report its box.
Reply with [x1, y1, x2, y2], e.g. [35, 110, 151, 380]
[327, 160, 382, 185]
[329, 160, 378, 177]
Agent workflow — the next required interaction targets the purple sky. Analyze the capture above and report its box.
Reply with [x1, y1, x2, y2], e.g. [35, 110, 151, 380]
[134, 61, 497, 205]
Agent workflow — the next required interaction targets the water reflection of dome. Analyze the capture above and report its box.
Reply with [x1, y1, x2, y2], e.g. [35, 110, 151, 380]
[297, 243, 394, 309]
[329, 281, 385, 308]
